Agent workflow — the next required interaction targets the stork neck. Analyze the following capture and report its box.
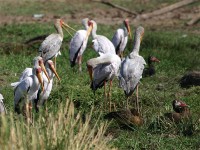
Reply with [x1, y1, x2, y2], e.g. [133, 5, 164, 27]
[91, 25, 97, 39]
[132, 34, 141, 54]
[56, 25, 64, 39]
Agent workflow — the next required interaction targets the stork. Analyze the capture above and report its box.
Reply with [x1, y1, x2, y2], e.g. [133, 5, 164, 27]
[14, 65, 44, 119]
[112, 19, 132, 58]
[87, 53, 121, 111]
[87, 20, 116, 55]
[119, 26, 146, 112]
[39, 19, 76, 67]
[69, 18, 90, 72]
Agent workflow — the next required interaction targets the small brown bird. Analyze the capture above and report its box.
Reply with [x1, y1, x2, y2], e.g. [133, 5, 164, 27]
[180, 71, 200, 88]
[143, 56, 160, 77]
[164, 99, 191, 123]
[104, 108, 143, 129]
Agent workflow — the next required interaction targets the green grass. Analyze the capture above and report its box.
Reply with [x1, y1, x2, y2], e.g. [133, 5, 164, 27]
[0, 21, 200, 150]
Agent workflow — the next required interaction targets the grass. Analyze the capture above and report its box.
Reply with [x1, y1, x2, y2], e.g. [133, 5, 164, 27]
[0, 22, 200, 149]
[0, 100, 112, 149]
[0, 0, 200, 147]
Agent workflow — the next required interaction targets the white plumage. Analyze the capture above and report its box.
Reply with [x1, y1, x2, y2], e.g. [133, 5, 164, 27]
[0, 93, 6, 114]
[11, 56, 49, 88]
[119, 26, 146, 110]
[39, 19, 76, 63]
[14, 66, 43, 114]
[69, 18, 90, 71]
[88, 20, 116, 55]
[112, 19, 131, 58]
[37, 60, 60, 106]
[89, 53, 121, 91]
[87, 53, 121, 111]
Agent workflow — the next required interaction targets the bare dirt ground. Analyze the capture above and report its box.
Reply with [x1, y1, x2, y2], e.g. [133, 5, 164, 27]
[0, 0, 199, 32]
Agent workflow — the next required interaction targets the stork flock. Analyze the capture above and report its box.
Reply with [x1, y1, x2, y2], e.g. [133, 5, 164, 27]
[1, 18, 163, 122]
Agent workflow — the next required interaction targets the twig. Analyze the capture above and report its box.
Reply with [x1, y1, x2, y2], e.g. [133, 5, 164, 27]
[138, 0, 198, 19]
[92, 0, 138, 16]
[186, 14, 200, 26]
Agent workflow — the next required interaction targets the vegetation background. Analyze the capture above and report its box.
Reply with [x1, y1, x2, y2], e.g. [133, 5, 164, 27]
[0, 0, 199, 149]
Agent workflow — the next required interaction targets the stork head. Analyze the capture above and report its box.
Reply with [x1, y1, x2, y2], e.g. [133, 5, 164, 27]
[124, 19, 132, 39]
[85, 20, 95, 39]
[135, 26, 144, 43]
[47, 60, 61, 81]
[55, 19, 76, 37]
[82, 18, 89, 30]
[37, 57, 50, 83]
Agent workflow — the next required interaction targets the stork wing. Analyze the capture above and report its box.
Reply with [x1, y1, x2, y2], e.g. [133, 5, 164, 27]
[92, 64, 112, 91]
[19, 68, 33, 81]
[112, 29, 123, 54]
[69, 30, 86, 63]
[39, 34, 62, 61]
[93, 35, 116, 55]
[119, 56, 146, 96]
[14, 77, 31, 105]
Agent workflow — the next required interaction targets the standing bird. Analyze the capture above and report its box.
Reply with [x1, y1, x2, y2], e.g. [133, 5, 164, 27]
[69, 18, 90, 72]
[36, 60, 60, 108]
[14, 65, 44, 118]
[11, 56, 50, 88]
[119, 26, 146, 112]
[143, 56, 160, 77]
[87, 53, 121, 111]
[0, 93, 7, 114]
[112, 19, 132, 58]
[87, 20, 116, 55]
[39, 19, 76, 66]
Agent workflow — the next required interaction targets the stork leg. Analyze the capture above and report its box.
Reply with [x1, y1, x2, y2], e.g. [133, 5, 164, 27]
[78, 55, 82, 72]
[136, 84, 140, 114]
[108, 80, 112, 112]
[104, 81, 107, 110]
[126, 96, 129, 109]
[54, 57, 57, 70]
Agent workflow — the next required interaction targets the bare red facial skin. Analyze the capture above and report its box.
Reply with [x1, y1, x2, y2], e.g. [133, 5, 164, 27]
[60, 19, 63, 26]
[179, 101, 188, 107]
[150, 56, 160, 63]
[88, 21, 93, 27]
[36, 67, 42, 74]
[124, 19, 129, 31]
[38, 59, 43, 65]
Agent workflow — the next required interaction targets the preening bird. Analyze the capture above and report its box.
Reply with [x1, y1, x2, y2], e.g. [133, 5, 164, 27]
[87, 53, 121, 111]
[143, 56, 160, 77]
[119, 26, 146, 112]
[36, 60, 60, 109]
[112, 19, 132, 58]
[14, 65, 44, 117]
[39, 19, 76, 65]
[69, 18, 90, 72]
[0, 93, 7, 114]
[87, 20, 116, 55]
